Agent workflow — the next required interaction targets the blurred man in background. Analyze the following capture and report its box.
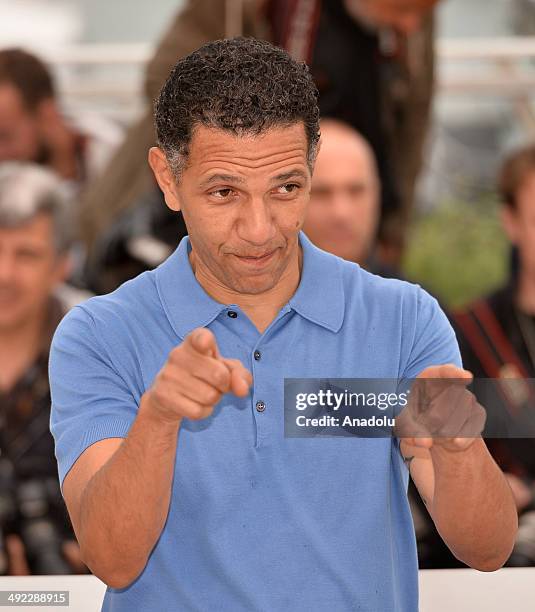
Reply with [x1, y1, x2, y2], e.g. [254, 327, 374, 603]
[303, 117, 403, 278]
[0, 49, 122, 192]
[0, 163, 86, 575]
[450, 144, 535, 567]
[303, 118, 381, 268]
[81, 0, 442, 293]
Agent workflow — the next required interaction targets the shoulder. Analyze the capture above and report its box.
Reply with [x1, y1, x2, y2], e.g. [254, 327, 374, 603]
[52, 270, 160, 353]
[338, 260, 460, 374]
[339, 258, 431, 316]
[49, 271, 164, 400]
[81, 269, 157, 318]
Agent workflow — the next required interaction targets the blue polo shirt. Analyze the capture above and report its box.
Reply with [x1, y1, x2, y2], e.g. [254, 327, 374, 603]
[49, 232, 461, 612]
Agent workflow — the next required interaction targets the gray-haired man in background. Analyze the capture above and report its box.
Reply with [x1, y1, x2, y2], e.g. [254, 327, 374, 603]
[0, 163, 87, 575]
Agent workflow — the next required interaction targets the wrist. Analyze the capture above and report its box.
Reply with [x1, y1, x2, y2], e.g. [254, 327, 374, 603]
[430, 437, 483, 462]
[139, 391, 182, 432]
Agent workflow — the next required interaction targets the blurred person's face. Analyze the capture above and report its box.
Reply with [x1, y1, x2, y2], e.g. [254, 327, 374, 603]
[502, 171, 535, 278]
[0, 84, 49, 164]
[149, 123, 311, 296]
[303, 122, 379, 264]
[344, 0, 440, 34]
[0, 212, 69, 332]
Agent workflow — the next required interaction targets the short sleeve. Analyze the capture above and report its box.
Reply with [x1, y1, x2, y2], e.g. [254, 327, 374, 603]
[49, 305, 138, 493]
[401, 287, 463, 380]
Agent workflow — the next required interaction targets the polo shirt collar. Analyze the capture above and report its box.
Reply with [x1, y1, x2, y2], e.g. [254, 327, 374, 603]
[288, 232, 345, 333]
[155, 231, 345, 339]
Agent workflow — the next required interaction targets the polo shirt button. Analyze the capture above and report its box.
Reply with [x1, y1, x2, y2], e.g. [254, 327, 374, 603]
[256, 400, 266, 412]
[227, 310, 238, 318]
[253, 350, 261, 361]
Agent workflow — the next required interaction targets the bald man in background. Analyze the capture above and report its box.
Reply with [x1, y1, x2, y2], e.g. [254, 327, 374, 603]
[303, 118, 399, 278]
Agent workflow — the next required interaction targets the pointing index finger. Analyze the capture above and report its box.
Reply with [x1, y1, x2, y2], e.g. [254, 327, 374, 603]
[188, 328, 221, 359]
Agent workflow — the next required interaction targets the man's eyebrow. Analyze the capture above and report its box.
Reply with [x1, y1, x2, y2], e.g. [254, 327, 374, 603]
[270, 169, 309, 183]
[199, 174, 246, 188]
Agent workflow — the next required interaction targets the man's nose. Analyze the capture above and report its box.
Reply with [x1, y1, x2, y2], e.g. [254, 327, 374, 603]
[237, 199, 277, 245]
[331, 194, 356, 222]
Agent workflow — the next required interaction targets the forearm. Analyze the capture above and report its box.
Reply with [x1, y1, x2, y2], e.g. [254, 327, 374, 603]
[430, 438, 518, 571]
[78, 394, 180, 587]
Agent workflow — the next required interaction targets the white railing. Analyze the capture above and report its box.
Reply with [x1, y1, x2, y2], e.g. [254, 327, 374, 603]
[437, 36, 535, 60]
[2, 568, 535, 612]
[34, 37, 535, 121]
[41, 36, 535, 90]
[41, 36, 535, 65]
[36, 37, 535, 65]
[39, 43, 152, 66]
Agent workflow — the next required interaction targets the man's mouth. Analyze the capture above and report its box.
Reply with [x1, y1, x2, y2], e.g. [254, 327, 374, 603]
[232, 249, 278, 267]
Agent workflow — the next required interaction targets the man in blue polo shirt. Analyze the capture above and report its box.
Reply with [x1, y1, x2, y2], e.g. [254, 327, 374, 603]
[49, 38, 517, 611]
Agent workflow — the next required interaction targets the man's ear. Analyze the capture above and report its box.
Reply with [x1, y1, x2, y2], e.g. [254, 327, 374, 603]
[148, 147, 181, 211]
[501, 204, 518, 245]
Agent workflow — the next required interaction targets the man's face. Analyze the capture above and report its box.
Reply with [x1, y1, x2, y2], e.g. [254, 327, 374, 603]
[503, 172, 535, 279]
[303, 124, 379, 264]
[154, 123, 311, 295]
[344, 0, 440, 34]
[0, 84, 47, 163]
[0, 212, 68, 331]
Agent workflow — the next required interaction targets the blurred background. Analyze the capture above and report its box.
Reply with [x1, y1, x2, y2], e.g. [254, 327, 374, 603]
[2, 0, 534, 306]
[4, 0, 535, 578]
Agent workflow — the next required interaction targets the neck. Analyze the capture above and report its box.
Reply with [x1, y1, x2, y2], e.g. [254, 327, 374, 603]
[0, 310, 47, 392]
[516, 270, 535, 315]
[189, 246, 302, 334]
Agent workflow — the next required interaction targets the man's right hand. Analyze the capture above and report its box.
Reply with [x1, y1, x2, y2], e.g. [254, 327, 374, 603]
[61, 328, 250, 588]
[145, 327, 252, 424]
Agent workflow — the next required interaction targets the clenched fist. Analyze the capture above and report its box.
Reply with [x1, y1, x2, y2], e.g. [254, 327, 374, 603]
[145, 328, 252, 424]
[394, 364, 487, 452]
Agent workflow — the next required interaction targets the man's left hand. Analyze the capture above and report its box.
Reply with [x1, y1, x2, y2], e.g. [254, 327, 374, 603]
[394, 364, 487, 452]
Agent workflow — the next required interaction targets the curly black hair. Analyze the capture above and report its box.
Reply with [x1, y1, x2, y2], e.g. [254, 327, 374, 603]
[154, 37, 320, 177]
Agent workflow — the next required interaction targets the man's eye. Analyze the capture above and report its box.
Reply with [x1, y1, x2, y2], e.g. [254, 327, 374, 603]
[277, 183, 300, 195]
[348, 185, 366, 198]
[17, 250, 41, 261]
[210, 188, 234, 199]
